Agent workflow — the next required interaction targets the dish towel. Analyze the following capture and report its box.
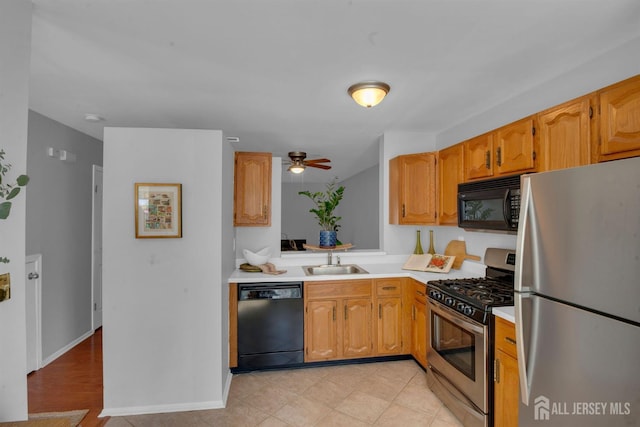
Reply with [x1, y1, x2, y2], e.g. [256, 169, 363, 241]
[258, 263, 287, 275]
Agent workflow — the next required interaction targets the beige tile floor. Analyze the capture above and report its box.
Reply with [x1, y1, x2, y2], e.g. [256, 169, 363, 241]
[104, 360, 463, 426]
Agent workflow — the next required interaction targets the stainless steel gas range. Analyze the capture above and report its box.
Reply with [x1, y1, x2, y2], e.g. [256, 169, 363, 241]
[426, 247, 516, 427]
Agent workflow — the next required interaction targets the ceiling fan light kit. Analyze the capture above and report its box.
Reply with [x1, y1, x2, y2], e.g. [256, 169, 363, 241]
[348, 81, 390, 108]
[287, 151, 331, 174]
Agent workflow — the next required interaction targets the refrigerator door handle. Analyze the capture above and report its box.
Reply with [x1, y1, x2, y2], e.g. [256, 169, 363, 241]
[515, 175, 532, 293]
[515, 292, 532, 405]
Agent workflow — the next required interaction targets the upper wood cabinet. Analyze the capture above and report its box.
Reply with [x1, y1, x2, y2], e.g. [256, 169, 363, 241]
[598, 74, 640, 162]
[537, 95, 594, 172]
[233, 151, 271, 226]
[437, 143, 464, 225]
[464, 132, 494, 181]
[463, 117, 537, 181]
[494, 117, 537, 176]
[389, 152, 437, 225]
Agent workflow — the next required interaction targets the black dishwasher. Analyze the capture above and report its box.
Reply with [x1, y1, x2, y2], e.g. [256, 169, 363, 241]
[237, 282, 304, 370]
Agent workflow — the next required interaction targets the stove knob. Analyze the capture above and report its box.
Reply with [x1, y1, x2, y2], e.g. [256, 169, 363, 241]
[457, 303, 465, 311]
[463, 306, 474, 316]
[445, 297, 454, 306]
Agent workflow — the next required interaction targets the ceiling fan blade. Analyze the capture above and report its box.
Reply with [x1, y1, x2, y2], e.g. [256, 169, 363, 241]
[304, 158, 331, 164]
[307, 163, 332, 170]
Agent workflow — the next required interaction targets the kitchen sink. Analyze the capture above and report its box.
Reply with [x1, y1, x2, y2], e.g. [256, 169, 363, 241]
[302, 264, 369, 276]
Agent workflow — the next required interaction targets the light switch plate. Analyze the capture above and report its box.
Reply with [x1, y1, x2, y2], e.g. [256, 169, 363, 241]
[0, 273, 10, 302]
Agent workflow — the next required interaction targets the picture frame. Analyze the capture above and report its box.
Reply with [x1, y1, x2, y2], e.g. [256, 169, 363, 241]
[135, 183, 182, 238]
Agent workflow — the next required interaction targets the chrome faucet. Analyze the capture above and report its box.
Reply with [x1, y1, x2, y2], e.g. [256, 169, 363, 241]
[336, 256, 341, 265]
[327, 250, 333, 265]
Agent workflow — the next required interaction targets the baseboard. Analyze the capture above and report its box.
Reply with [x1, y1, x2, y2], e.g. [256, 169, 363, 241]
[100, 399, 225, 418]
[41, 329, 93, 368]
[222, 370, 233, 406]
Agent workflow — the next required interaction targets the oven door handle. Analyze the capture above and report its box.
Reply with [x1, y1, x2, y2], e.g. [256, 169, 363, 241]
[428, 300, 484, 334]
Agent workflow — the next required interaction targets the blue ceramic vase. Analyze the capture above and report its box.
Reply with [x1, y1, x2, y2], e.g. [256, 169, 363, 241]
[319, 230, 337, 248]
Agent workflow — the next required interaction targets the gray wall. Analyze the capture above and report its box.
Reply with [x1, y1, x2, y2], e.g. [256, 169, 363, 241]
[336, 165, 379, 249]
[26, 111, 103, 361]
[0, 0, 31, 421]
[281, 165, 380, 250]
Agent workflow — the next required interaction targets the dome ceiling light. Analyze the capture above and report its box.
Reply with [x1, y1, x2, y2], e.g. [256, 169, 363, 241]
[347, 81, 390, 108]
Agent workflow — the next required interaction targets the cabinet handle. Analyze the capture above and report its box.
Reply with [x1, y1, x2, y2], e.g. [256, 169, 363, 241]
[332, 306, 336, 321]
[263, 205, 268, 220]
[344, 305, 348, 320]
[416, 290, 425, 297]
[485, 150, 491, 169]
[494, 358, 500, 383]
[382, 286, 397, 291]
[402, 204, 406, 218]
[378, 303, 382, 319]
[496, 147, 502, 167]
[412, 305, 416, 320]
[505, 336, 516, 345]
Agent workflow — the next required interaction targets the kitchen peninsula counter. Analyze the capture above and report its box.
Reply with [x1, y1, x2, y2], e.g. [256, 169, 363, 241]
[228, 253, 485, 285]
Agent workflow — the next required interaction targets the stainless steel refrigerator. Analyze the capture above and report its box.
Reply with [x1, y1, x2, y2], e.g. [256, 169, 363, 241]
[514, 156, 640, 427]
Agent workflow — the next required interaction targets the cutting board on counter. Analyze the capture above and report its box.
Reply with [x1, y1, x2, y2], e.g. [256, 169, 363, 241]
[444, 240, 481, 269]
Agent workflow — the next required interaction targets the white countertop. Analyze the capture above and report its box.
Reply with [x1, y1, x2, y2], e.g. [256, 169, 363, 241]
[228, 254, 486, 285]
[493, 306, 515, 323]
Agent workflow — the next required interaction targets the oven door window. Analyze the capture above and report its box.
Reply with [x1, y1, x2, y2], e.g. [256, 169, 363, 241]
[431, 311, 476, 380]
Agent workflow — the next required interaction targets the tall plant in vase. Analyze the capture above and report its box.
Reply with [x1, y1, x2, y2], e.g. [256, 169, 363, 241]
[298, 178, 345, 248]
[0, 149, 30, 264]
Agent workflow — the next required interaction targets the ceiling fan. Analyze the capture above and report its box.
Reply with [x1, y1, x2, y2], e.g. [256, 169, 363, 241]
[286, 151, 331, 174]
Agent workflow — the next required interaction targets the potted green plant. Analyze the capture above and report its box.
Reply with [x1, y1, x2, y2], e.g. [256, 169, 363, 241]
[298, 178, 345, 248]
[0, 149, 29, 264]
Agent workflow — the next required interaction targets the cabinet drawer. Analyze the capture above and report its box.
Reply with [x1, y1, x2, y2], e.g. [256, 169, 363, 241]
[413, 283, 427, 304]
[495, 316, 517, 359]
[376, 278, 402, 296]
[305, 280, 372, 299]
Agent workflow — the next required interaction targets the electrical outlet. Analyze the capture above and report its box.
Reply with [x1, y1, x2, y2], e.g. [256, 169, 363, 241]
[0, 273, 10, 302]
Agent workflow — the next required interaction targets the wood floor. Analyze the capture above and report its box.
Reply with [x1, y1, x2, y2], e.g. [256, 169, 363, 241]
[27, 328, 108, 427]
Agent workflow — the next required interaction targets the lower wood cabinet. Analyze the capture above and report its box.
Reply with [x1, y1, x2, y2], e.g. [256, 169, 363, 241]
[231, 277, 430, 368]
[374, 278, 404, 356]
[494, 316, 519, 427]
[409, 280, 428, 368]
[304, 279, 373, 362]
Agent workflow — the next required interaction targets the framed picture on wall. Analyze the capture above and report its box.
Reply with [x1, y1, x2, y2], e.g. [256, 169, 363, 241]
[135, 183, 182, 238]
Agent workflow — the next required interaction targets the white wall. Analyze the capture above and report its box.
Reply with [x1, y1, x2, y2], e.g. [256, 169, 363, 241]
[101, 128, 233, 416]
[0, 0, 31, 421]
[26, 111, 103, 362]
[437, 36, 640, 148]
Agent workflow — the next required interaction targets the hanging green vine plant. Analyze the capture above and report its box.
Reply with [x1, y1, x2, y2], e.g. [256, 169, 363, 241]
[0, 149, 29, 264]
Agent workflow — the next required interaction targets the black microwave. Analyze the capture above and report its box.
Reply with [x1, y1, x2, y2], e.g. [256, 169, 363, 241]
[457, 174, 522, 232]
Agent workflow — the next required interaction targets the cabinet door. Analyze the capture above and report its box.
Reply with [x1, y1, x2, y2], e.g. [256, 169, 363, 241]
[495, 117, 537, 176]
[342, 298, 373, 358]
[599, 75, 640, 160]
[376, 297, 403, 355]
[438, 143, 464, 225]
[464, 133, 494, 181]
[538, 96, 593, 172]
[494, 349, 519, 427]
[411, 299, 428, 368]
[390, 153, 437, 225]
[234, 152, 272, 226]
[305, 300, 338, 361]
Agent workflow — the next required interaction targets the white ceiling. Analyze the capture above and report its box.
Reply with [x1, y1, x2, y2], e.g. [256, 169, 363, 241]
[29, 0, 640, 182]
